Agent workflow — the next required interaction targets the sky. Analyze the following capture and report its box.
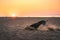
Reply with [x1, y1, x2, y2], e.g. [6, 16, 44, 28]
[0, 0, 60, 17]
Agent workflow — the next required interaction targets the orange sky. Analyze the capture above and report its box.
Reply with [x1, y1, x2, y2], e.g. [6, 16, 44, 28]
[0, 0, 60, 17]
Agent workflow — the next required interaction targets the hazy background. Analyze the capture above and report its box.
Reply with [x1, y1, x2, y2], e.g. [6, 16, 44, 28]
[0, 0, 60, 17]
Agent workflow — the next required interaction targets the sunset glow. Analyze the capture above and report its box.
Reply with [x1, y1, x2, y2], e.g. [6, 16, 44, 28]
[11, 14, 16, 17]
[11, 13, 17, 19]
[0, 0, 60, 17]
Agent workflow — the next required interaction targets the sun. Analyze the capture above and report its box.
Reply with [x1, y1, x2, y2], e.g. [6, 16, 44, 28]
[9, 11, 17, 18]
[10, 11, 17, 17]
[11, 13, 16, 17]
[11, 13, 17, 19]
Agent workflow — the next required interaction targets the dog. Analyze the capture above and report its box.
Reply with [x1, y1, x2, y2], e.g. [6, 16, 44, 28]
[25, 20, 47, 30]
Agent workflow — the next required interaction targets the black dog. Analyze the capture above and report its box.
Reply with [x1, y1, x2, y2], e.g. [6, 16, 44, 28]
[25, 20, 47, 30]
